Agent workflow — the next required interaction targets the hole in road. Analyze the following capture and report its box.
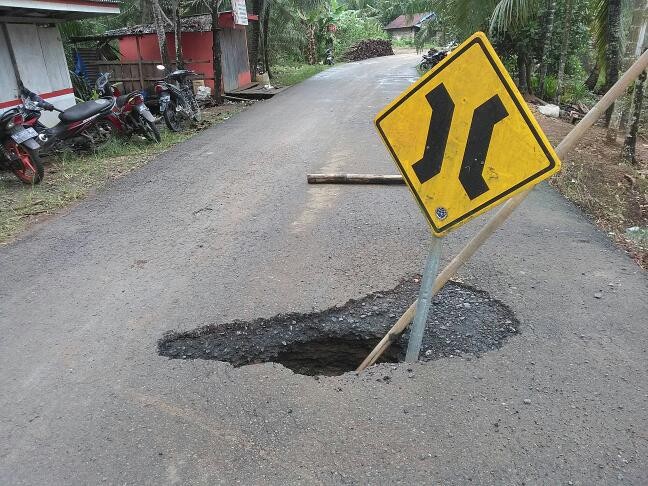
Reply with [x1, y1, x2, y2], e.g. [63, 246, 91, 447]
[158, 278, 519, 376]
[274, 335, 404, 376]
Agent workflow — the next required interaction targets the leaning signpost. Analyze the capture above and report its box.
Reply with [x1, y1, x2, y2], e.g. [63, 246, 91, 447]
[356, 37, 648, 372]
[372, 32, 561, 361]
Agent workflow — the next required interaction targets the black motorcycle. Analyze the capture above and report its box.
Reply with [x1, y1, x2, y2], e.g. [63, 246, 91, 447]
[154, 65, 202, 132]
[0, 104, 43, 184]
[20, 87, 117, 155]
[324, 48, 334, 65]
[419, 43, 456, 72]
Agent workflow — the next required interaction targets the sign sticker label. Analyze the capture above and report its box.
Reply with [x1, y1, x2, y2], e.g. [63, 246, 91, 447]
[375, 32, 561, 236]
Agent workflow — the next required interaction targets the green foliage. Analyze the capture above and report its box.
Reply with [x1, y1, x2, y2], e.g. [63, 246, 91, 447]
[531, 74, 558, 99]
[562, 76, 594, 104]
[333, 9, 387, 56]
[271, 63, 330, 85]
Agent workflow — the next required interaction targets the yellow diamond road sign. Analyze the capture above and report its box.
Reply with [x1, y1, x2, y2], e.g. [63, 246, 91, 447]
[375, 32, 561, 236]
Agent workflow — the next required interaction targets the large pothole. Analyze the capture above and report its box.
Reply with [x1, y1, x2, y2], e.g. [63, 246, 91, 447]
[158, 278, 519, 376]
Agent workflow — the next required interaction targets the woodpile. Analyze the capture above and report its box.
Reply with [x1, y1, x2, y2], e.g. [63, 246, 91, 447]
[343, 39, 394, 62]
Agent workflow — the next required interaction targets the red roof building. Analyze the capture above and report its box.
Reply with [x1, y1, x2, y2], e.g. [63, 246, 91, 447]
[384, 13, 434, 40]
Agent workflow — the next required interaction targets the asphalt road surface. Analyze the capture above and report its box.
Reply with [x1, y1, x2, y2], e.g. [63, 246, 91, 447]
[1, 54, 647, 485]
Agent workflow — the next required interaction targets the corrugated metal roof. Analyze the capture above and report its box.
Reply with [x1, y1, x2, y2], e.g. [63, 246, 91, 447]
[102, 14, 212, 37]
[384, 12, 434, 30]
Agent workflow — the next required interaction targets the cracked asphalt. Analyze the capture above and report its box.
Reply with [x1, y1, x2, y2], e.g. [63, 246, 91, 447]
[1, 54, 647, 485]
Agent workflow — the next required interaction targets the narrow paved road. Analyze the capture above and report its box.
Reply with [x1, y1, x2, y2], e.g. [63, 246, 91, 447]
[1, 54, 647, 485]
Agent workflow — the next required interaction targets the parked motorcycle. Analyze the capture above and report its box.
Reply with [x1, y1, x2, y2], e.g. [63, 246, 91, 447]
[154, 65, 202, 132]
[419, 43, 456, 72]
[20, 88, 118, 155]
[95, 73, 160, 143]
[0, 105, 43, 184]
[324, 48, 334, 65]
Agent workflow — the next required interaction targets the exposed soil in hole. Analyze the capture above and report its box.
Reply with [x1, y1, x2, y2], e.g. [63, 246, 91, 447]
[158, 278, 519, 376]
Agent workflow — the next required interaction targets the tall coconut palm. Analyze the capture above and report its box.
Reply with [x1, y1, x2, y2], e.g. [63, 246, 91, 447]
[537, 0, 557, 98]
[556, 0, 574, 103]
[622, 0, 647, 163]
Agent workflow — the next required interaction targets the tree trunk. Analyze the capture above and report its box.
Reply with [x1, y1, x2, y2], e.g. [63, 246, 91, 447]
[248, 0, 262, 78]
[306, 23, 317, 65]
[517, 50, 528, 93]
[212, 0, 223, 104]
[622, 4, 648, 161]
[152, 0, 171, 67]
[173, 1, 184, 69]
[604, 0, 622, 130]
[618, 0, 648, 130]
[585, 62, 600, 90]
[538, 0, 557, 99]
[262, 4, 271, 78]
[140, 0, 153, 23]
[622, 67, 646, 164]
[525, 59, 533, 94]
[556, 0, 573, 103]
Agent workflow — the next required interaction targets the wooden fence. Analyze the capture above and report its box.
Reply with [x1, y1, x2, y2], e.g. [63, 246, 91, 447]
[89, 59, 212, 94]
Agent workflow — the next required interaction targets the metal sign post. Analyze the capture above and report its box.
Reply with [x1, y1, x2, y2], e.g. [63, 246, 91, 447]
[405, 238, 442, 362]
[362, 31, 565, 368]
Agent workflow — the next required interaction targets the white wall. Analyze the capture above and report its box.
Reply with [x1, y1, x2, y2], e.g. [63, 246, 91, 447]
[0, 22, 75, 126]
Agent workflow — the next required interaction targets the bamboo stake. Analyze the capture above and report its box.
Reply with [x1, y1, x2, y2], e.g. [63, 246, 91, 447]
[307, 174, 404, 185]
[357, 48, 648, 373]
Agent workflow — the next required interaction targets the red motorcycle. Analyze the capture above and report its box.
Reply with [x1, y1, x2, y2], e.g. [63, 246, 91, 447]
[20, 88, 118, 155]
[95, 73, 160, 143]
[0, 106, 43, 184]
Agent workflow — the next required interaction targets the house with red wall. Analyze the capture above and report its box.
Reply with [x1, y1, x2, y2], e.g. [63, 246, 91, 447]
[98, 12, 257, 94]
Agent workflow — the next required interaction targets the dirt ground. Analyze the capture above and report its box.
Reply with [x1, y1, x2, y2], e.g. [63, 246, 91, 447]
[533, 108, 648, 268]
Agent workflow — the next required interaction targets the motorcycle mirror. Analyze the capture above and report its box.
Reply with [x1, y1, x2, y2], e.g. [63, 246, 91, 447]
[156, 64, 166, 71]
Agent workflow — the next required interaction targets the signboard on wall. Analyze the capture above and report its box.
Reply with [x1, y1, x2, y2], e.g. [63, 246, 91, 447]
[232, 0, 248, 25]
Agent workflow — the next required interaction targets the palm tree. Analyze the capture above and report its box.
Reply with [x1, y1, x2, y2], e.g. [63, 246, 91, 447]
[537, 0, 557, 98]
[622, 0, 647, 163]
[556, 0, 574, 103]
[589, 0, 623, 127]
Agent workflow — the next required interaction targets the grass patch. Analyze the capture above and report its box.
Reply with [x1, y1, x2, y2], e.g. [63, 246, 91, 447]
[271, 64, 331, 87]
[0, 103, 248, 244]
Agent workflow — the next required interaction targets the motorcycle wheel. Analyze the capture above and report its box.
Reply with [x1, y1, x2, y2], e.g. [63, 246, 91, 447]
[6, 142, 44, 185]
[79, 119, 115, 153]
[163, 99, 185, 132]
[142, 119, 161, 143]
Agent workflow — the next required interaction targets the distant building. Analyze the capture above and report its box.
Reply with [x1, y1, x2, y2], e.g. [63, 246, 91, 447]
[384, 13, 435, 40]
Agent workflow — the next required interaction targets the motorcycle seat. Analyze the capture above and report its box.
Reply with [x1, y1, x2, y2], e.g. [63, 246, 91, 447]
[58, 98, 114, 123]
[115, 95, 130, 108]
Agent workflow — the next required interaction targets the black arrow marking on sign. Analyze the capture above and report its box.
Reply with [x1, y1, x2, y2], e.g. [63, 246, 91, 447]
[412, 84, 454, 185]
[458, 94, 509, 200]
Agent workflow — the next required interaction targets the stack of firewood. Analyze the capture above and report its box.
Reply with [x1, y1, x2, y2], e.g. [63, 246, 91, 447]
[343, 39, 395, 62]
